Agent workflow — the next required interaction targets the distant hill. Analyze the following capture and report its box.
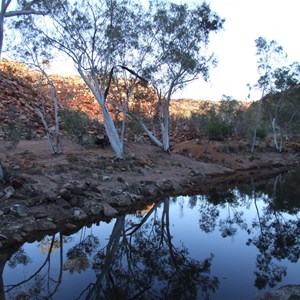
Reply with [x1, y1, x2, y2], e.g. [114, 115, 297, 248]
[0, 60, 248, 141]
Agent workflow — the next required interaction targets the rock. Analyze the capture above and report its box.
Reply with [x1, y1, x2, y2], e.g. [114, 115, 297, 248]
[22, 223, 36, 233]
[69, 196, 79, 206]
[64, 223, 77, 230]
[256, 284, 300, 300]
[103, 203, 118, 217]
[170, 180, 182, 191]
[12, 232, 23, 242]
[0, 210, 4, 216]
[56, 197, 72, 209]
[2, 186, 15, 199]
[139, 187, 152, 197]
[69, 186, 85, 196]
[115, 194, 132, 206]
[102, 175, 112, 182]
[93, 185, 103, 193]
[10, 177, 23, 189]
[90, 206, 102, 215]
[117, 177, 124, 183]
[11, 204, 31, 217]
[58, 188, 73, 201]
[128, 182, 140, 194]
[91, 173, 99, 179]
[44, 191, 59, 202]
[72, 208, 88, 220]
[30, 206, 48, 218]
[35, 220, 57, 231]
[47, 206, 73, 222]
[128, 193, 144, 202]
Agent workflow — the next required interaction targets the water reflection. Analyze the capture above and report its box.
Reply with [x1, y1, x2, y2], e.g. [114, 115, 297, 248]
[84, 201, 219, 300]
[2, 170, 300, 300]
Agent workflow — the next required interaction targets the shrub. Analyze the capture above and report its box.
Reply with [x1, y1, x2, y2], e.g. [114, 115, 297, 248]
[60, 108, 89, 144]
[2, 122, 22, 149]
[256, 127, 267, 140]
[207, 121, 234, 141]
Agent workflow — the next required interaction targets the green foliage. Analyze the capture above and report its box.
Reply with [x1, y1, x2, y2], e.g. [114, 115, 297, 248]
[60, 108, 89, 144]
[255, 127, 267, 140]
[2, 122, 22, 149]
[207, 120, 234, 141]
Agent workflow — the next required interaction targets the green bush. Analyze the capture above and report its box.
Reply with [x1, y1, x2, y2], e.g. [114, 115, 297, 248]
[60, 108, 89, 144]
[207, 121, 234, 141]
[2, 123, 22, 149]
[256, 127, 267, 140]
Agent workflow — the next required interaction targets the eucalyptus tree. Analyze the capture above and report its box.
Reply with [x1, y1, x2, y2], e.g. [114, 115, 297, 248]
[267, 62, 300, 151]
[250, 37, 286, 153]
[21, 0, 147, 159]
[250, 37, 300, 152]
[137, 1, 224, 152]
[0, 0, 54, 58]
[11, 33, 63, 154]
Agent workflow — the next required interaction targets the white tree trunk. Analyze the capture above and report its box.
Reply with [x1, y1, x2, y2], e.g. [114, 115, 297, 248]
[278, 128, 283, 152]
[251, 98, 263, 153]
[128, 112, 163, 148]
[102, 105, 124, 159]
[42, 70, 62, 154]
[162, 104, 170, 152]
[35, 108, 57, 154]
[78, 61, 124, 159]
[0, 6, 5, 58]
[271, 118, 279, 151]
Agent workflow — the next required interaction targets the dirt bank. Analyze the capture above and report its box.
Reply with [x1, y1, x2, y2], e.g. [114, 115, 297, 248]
[0, 138, 299, 249]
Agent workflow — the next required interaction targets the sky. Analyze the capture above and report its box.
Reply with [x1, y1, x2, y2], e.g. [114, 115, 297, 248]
[7, 0, 299, 102]
[174, 0, 300, 101]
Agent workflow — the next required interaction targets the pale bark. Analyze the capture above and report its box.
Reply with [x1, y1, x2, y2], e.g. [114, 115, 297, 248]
[4, 9, 47, 18]
[271, 118, 279, 151]
[41, 70, 62, 154]
[35, 108, 57, 154]
[78, 59, 124, 159]
[127, 112, 163, 148]
[251, 98, 263, 154]
[162, 103, 170, 151]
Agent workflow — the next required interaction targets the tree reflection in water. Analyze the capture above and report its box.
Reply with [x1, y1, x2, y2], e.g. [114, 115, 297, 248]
[2, 170, 300, 299]
[4, 234, 65, 299]
[84, 200, 219, 300]
[197, 173, 300, 291]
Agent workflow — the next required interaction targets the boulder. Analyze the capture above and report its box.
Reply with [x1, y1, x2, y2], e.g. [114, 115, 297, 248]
[256, 285, 300, 300]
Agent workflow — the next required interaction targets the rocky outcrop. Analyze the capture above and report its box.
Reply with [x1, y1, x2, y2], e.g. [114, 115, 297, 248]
[0, 67, 55, 140]
[256, 284, 300, 300]
[0, 60, 224, 144]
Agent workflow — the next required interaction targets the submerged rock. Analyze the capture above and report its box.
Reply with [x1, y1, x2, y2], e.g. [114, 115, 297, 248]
[256, 285, 300, 300]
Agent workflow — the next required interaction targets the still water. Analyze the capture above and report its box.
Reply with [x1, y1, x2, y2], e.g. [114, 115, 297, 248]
[2, 171, 300, 299]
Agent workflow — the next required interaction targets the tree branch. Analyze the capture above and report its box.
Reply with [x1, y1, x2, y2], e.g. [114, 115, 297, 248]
[5, 9, 48, 18]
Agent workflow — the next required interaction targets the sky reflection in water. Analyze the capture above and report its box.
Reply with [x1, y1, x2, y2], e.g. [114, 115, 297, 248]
[3, 173, 300, 300]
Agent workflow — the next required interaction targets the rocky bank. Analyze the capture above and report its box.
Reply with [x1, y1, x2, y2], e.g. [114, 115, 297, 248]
[1, 137, 300, 250]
